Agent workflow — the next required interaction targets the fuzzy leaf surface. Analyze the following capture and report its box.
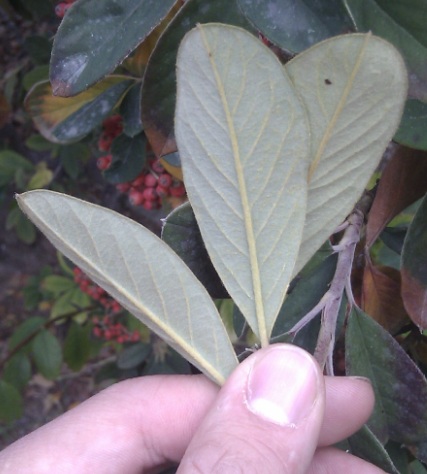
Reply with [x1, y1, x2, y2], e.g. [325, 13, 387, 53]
[175, 24, 309, 344]
[286, 34, 408, 274]
[17, 190, 238, 385]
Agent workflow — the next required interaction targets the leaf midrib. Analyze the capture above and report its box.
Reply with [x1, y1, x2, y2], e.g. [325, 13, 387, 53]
[198, 26, 268, 346]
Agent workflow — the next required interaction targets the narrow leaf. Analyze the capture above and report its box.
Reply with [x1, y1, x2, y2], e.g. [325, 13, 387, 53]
[0, 380, 23, 423]
[346, 307, 427, 446]
[366, 146, 427, 248]
[63, 321, 91, 372]
[17, 190, 238, 384]
[31, 329, 63, 380]
[401, 193, 427, 330]
[25, 77, 133, 144]
[286, 34, 408, 274]
[50, 0, 177, 96]
[175, 24, 309, 344]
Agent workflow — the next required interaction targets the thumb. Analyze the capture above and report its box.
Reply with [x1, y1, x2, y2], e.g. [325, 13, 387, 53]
[178, 344, 325, 474]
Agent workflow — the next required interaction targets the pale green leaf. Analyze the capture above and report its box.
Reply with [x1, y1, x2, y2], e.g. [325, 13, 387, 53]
[286, 34, 408, 273]
[175, 24, 310, 345]
[17, 190, 238, 385]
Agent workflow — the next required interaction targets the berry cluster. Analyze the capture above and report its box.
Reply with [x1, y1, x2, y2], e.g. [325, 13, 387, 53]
[96, 115, 186, 211]
[92, 315, 140, 344]
[116, 159, 186, 210]
[73, 267, 121, 314]
[55, 0, 75, 18]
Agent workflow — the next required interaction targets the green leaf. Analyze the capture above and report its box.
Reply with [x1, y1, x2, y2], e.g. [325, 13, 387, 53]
[22, 65, 50, 92]
[238, 0, 354, 53]
[63, 321, 91, 371]
[141, 0, 253, 157]
[346, 307, 427, 446]
[161, 202, 228, 299]
[120, 82, 144, 137]
[104, 133, 146, 184]
[60, 143, 91, 179]
[8, 316, 45, 352]
[42, 275, 75, 294]
[116, 342, 151, 370]
[50, 0, 177, 97]
[24, 34, 52, 64]
[286, 34, 408, 274]
[3, 353, 32, 391]
[25, 134, 57, 152]
[175, 24, 309, 345]
[0, 380, 23, 423]
[348, 425, 400, 474]
[343, 0, 427, 101]
[401, 193, 427, 330]
[0, 150, 33, 187]
[31, 329, 63, 379]
[27, 162, 53, 189]
[25, 76, 133, 144]
[395, 100, 427, 151]
[17, 190, 238, 385]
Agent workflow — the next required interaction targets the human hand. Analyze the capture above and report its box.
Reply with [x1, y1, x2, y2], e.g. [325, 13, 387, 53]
[0, 344, 384, 473]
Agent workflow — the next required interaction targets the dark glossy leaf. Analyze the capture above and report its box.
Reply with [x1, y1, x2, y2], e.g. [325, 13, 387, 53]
[238, 0, 354, 53]
[60, 143, 91, 179]
[31, 330, 63, 380]
[160, 151, 183, 181]
[141, 0, 252, 157]
[25, 77, 133, 144]
[362, 260, 410, 334]
[117, 342, 151, 370]
[401, 193, 427, 330]
[104, 133, 146, 184]
[161, 202, 228, 299]
[63, 321, 91, 371]
[366, 146, 427, 248]
[120, 82, 144, 137]
[344, 0, 427, 101]
[3, 353, 32, 391]
[346, 307, 427, 446]
[0, 380, 23, 423]
[348, 425, 399, 474]
[272, 245, 337, 339]
[50, 0, 178, 96]
[395, 100, 427, 151]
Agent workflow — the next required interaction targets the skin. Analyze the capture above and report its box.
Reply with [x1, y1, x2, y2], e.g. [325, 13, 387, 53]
[0, 344, 385, 474]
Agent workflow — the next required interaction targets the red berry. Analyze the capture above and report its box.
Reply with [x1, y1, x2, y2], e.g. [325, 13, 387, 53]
[97, 154, 112, 171]
[55, 2, 70, 18]
[131, 174, 146, 188]
[129, 189, 144, 206]
[169, 183, 186, 197]
[143, 187, 158, 201]
[144, 173, 158, 188]
[151, 160, 165, 174]
[155, 185, 169, 197]
[158, 173, 173, 188]
[116, 182, 131, 193]
[142, 199, 160, 210]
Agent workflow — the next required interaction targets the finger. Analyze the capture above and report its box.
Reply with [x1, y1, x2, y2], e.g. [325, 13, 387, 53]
[308, 447, 387, 474]
[0, 375, 219, 474]
[320, 376, 375, 446]
[178, 344, 325, 474]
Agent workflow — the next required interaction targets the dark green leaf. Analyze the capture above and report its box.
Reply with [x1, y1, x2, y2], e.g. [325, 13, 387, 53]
[104, 133, 146, 184]
[409, 459, 427, 473]
[63, 321, 91, 371]
[0, 380, 23, 423]
[8, 316, 45, 352]
[120, 82, 144, 137]
[50, 0, 177, 96]
[401, 193, 427, 330]
[0, 150, 33, 187]
[15, 213, 37, 244]
[116, 342, 151, 370]
[141, 0, 253, 157]
[395, 100, 427, 151]
[42, 275, 75, 294]
[25, 77, 133, 144]
[31, 329, 63, 379]
[22, 65, 50, 91]
[161, 202, 228, 299]
[348, 425, 399, 474]
[344, 0, 427, 101]
[411, 440, 427, 465]
[238, 0, 354, 53]
[380, 227, 407, 255]
[346, 307, 427, 446]
[3, 353, 32, 391]
[60, 143, 91, 179]
[25, 134, 57, 152]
